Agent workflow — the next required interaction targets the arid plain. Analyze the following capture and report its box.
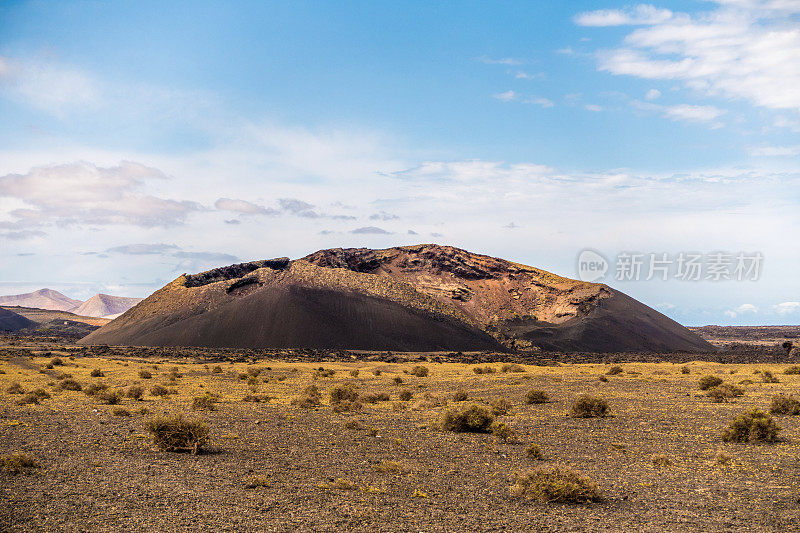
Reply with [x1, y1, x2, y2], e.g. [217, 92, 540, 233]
[2, 336, 800, 532]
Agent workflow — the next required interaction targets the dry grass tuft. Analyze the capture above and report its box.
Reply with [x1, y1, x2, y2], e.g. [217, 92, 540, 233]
[525, 389, 549, 404]
[192, 393, 219, 411]
[409, 365, 429, 377]
[373, 460, 410, 474]
[722, 408, 781, 443]
[769, 394, 800, 415]
[1, 453, 39, 474]
[706, 383, 744, 403]
[441, 404, 494, 433]
[526, 443, 544, 460]
[145, 413, 210, 454]
[569, 395, 608, 418]
[698, 375, 723, 390]
[490, 397, 512, 416]
[58, 378, 82, 391]
[510, 466, 600, 503]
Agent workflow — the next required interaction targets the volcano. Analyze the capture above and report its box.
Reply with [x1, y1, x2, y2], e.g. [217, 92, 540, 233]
[80, 245, 714, 353]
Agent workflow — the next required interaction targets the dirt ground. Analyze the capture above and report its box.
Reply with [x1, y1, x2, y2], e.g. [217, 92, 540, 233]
[2, 338, 800, 532]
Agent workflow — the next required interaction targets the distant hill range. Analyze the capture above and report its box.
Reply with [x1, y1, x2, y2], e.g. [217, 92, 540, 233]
[0, 288, 143, 319]
[81, 244, 714, 353]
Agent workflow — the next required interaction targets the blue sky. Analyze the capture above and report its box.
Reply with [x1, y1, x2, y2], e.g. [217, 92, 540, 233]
[0, 0, 798, 325]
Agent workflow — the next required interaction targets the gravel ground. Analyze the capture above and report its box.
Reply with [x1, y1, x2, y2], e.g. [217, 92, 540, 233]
[2, 340, 800, 532]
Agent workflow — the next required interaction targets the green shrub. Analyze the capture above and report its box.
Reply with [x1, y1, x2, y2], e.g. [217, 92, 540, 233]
[145, 413, 210, 454]
[510, 466, 600, 503]
[525, 389, 549, 404]
[441, 404, 494, 433]
[90, 369, 105, 377]
[770, 394, 800, 415]
[58, 378, 82, 391]
[722, 408, 781, 443]
[606, 365, 623, 376]
[569, 395, 608, 418]
[1, 453, 39, 474]
[698, 375, 723, 390]
[409, 365, 429, 377]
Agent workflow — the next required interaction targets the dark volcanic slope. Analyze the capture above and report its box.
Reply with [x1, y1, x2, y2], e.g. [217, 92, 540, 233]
[0, 308, 36, 332]
[304, 245, 714, 353]
[80, 259, 502, 351]
[82, 244, 713, 352]
[502, 291, 713, 352]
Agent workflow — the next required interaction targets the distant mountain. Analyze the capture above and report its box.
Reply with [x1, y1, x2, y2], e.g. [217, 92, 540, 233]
[0, 288, 82, 312]
[72, 294, 144, 319]
[0, 308, 36, 332]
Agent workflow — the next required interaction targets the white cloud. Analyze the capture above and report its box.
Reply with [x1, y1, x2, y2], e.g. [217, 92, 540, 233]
[493, 90, 517, 102]
[0, 161, 201, 228]
[774, 301, 800, 315]
[575, 4, 673, 27]
[214, 198, 278, 215]
[514, 71, 543, 80]
[645, 89, 661, 100]
[526, 96, 555, 108]
[586, 2, 800, 111]
[750, 145, 800, 156]
[477, 56, 523, 65]
[631, 100, 726, 125]
[0, 55, 101, 114]
[584, 104, 603, 112]
[724, 303, 758, 318]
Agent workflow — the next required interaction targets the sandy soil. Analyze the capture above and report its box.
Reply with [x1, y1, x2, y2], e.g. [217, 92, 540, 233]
[2, 338, 800, 532]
